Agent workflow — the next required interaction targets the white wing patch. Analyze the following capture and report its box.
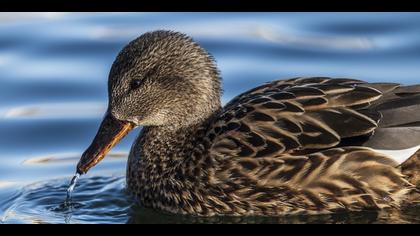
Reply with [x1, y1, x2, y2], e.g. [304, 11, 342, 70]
[374, 145, 420, 165]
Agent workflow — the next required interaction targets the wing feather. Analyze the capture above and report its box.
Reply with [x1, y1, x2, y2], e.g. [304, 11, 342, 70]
[210, 77, 384, 158]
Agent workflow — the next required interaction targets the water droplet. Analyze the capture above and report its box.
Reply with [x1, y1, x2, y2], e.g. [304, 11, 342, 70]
[66, 173, 80, 203]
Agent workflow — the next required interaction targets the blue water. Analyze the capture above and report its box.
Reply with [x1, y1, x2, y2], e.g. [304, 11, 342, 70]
[0, 12, 420, 224]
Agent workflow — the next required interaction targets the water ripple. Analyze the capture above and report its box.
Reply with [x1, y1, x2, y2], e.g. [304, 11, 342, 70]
[22, 152, 127, 165]
[254, 26, 375, 50]
[1, 102, 106, 119]
[1, 175, 131, 224]
[2, 175, 419, 224]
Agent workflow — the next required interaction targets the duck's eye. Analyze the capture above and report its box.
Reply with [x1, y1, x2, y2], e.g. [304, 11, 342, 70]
[130, 79, 142, 90]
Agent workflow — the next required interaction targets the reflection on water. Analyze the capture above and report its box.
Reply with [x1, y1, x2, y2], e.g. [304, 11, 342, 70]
[1, 12, 420, 224]
[1, 176, 131, 224]
[1, 175, 419, 224]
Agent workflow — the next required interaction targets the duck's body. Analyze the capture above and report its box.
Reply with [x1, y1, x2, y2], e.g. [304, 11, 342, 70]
[126, 77, 420, 216]
[77, 31, 420, 217]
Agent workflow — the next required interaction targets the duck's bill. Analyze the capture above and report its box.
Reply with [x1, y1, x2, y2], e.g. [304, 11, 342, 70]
[76, 113, 135, 175]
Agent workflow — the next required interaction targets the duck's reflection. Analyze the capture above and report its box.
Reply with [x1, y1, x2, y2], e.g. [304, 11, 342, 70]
[125, 203, 418, 224]
[2, 175, 419, 224]
[125, 206, 376, 224]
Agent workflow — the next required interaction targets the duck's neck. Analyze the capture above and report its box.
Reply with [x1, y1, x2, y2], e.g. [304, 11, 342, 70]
[139, 122, 208, 166]
[127, 110, 219, 189]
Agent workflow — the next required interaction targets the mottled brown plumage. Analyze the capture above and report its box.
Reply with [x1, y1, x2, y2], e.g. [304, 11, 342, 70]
[77, 30, 420, 217]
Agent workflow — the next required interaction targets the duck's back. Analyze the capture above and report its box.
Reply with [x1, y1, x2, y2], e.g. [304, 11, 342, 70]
[202, 77, 420, 214]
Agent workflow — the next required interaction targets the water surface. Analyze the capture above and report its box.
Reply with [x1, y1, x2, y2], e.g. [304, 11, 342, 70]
[1, 12, 420, 224]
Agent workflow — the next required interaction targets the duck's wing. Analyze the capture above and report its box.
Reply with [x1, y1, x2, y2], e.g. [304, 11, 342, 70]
[208, 77, 388, 158]
[205, 77, 416, 213]
[363, 84, 420, 150]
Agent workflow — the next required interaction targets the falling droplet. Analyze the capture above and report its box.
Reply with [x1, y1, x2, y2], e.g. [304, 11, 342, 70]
[66, 173, 80, 202]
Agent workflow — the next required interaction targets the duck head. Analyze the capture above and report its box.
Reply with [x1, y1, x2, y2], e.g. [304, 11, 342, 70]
[77, 30, 221, 175]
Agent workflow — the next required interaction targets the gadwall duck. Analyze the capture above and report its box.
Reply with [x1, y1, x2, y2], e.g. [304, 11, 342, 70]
[76, 30, 420, 216]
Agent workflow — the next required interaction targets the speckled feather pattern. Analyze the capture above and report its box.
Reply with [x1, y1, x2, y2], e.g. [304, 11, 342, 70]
[108, 31, 221, 127]
[91, 30, 420, 217]
[127, 76, 417, 216]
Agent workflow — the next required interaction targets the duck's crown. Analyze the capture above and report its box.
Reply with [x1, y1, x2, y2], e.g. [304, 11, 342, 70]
[108, 30, 222, 127]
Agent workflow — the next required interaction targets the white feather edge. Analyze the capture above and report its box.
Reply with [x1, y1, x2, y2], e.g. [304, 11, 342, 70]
[373, 145, 420, 165]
